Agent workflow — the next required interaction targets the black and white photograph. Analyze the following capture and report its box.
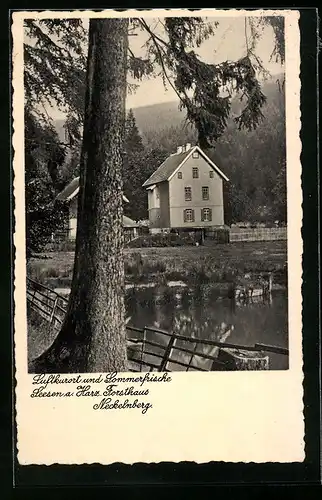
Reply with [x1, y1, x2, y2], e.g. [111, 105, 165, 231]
[22, 12, 289, 374]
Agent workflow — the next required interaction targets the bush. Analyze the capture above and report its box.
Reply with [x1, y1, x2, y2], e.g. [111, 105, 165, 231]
[44, 240, 76, 252]
[128, 232, 196, 248]
[205, 228, 230, 244]
[125, 254, 166, 277]
[28, 265, 45, 283]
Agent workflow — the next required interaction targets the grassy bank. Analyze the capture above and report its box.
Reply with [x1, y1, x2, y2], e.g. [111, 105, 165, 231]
[27, 306, 58, 366]
[28, 241, 287, 288]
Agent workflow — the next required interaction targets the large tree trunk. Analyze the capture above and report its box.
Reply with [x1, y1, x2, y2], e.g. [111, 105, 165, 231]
[30, 19, 129, 373]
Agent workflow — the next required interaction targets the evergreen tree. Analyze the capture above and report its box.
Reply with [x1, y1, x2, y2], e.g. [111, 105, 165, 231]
[24, 20, 87, 256]
[124, 146, 168, 221]
[122, 109, 166, 221]
[125, 109, 144, 154]
[25, 111, 68, 259]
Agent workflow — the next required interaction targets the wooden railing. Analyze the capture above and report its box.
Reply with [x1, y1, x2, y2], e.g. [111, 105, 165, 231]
[27, 278, 68, 329]
[26, 277, 289, 372]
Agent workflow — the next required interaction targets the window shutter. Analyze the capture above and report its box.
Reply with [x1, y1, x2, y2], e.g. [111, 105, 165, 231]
[192, 209, 195, 222]
[183, 210, 187, 222]
[209, 209, 212, 222]
[200, 209, 204, 222]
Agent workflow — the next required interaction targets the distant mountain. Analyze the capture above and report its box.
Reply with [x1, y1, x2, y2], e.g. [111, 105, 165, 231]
[133, 101, 186, 134]
[134, 75, 284, 133]
[54, 74, 285, 143]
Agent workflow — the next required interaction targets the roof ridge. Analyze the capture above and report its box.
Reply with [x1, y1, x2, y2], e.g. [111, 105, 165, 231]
[142, 145, 229, 187]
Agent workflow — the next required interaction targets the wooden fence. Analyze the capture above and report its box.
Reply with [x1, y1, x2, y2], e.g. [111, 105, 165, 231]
[27, 278, 68, 329]
[26, 277, 288, 372]
[229, 227, 287, 242]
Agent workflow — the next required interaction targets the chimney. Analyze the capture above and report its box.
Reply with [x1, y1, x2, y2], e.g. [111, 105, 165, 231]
[177, 146, 183, 154]
[185, 143, 191, 152]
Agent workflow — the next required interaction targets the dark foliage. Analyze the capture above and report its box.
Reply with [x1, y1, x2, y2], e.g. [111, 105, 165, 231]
[25, 111, 68, 258]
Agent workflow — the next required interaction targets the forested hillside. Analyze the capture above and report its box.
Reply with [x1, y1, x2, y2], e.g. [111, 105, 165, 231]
[54, 75, 286, 223]
[133, 76, 286, 223]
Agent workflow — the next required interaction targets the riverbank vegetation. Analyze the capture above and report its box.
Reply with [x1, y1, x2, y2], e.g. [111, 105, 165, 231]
[28, 240, 287, 289]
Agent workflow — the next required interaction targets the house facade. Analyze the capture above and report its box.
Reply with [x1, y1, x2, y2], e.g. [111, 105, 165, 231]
[143, 144, 229, 230]
[56, 177, 138, 241]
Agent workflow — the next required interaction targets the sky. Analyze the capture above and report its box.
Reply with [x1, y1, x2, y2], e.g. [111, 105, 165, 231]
[42, 16, 284, 120]
[126, 17, 283, 109]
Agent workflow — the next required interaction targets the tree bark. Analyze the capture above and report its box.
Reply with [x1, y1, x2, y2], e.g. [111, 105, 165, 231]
[30, 19, 129, 373]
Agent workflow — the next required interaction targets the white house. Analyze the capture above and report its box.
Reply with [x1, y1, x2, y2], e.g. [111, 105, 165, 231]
[142, 144, 229, 230]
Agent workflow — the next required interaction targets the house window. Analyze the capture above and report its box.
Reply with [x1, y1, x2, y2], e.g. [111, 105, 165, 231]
[202, 186, 209, 200]
[192, 167, 199, 178]
[192, 151, 199, 159]
[184, 186, 192, 201]
[178, 172, 182, 179]
[209, 171, 214, 178]
[201, 208, 212, 222]
[184, 209, 195, 222]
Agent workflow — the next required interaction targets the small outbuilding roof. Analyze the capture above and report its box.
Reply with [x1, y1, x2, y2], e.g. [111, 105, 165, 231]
[56, 177, 129, 203]
[123, 215, 140, 227]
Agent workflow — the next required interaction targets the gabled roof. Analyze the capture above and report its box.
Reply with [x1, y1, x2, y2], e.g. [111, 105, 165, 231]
[123, 215, 140, 227]
[56, 177, 80, 201]
[142, 149, 191, 187]
[142, 145, 229, 188]
[56, 177, 129, 203]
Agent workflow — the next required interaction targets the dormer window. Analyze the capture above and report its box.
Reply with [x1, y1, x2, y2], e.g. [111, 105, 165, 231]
[192, 167, 199, 179]
[178, 172, 182, 179]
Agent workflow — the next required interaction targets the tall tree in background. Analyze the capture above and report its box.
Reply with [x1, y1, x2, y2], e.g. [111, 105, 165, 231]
[123, 109, 168, 221]
[124, 109, 144, 154]
[123, 109, 145, 218]
[29, 16, 285, 373]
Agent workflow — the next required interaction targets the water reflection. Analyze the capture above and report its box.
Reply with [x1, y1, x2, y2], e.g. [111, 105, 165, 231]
[125, 284, 288, 371]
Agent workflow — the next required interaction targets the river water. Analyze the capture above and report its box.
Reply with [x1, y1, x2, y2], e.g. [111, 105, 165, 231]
[125, 284, 288, 371]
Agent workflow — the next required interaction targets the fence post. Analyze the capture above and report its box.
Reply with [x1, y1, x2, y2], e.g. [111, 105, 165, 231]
[159, 334, 176, 372]
[140, 328, 147, 372]
[186, 341, 198, 371]
[165, 337, 177, 372]
[49, 297, 58, 326]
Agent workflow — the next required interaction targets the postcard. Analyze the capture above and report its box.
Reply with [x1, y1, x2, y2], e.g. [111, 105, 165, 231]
[12, 8, 304, 465]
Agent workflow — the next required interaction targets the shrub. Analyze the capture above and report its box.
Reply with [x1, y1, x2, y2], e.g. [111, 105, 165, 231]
[128, 232, 196, 248]
[208, 228, 230, 244]
[45, 267, 61, 278]
[44, 240, 76, 252]
[125, 254, 166, 277]
[28, 265, 45, 283]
